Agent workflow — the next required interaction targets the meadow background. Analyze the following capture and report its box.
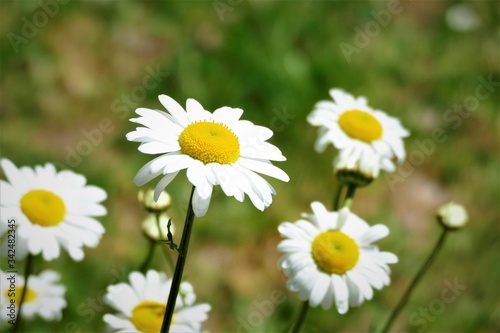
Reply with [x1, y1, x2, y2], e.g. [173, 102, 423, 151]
[1, 0, 499, 332]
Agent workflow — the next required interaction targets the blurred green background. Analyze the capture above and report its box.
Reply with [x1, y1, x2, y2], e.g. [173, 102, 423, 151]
[1, 0, 499, 332]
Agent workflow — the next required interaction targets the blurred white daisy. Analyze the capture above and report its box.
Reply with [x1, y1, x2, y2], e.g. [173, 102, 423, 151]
[277, 202, 398, 314]
[0, 159, 106, 261]
[308, 89, 409, 177]
[126, 94, 289, 217]
[0, 269, 66, 322]
[103, 270, 210, 333]
[445, 4, 481, 32]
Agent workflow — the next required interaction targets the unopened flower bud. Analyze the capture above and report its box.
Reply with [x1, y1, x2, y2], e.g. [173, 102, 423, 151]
[437, 202, 468, 229]
[141, 213, 173, 241]
[138, 189, 172, 212]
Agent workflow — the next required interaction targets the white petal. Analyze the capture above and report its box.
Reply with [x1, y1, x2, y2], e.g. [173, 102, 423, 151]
[237, 158, 289, 182]
[103, 314, 136, 331]
[377, 251, 398, 264]
[331, 274, 349, 314]
[309, 202, 332, 230]
[192, 189, 212, 217]
[277, 239, 311, 253]
[309, 273, 330, 307]
[212, 106, 243, 125]
[358, 224, 389, 245]
[186, 161, 211, 198]
[133, 157, 165, 186]
[154, 172, 179, 201]
[1, 159, 28, 192]
[321, 282, 334, 310]
[346, 270, 373, 301]
[186, 98, 211, 122]
[80, 185, 107, 202]
[158, 95, 189, 127]
[337, 207, 350, 230]
[138, 141, 180, 155]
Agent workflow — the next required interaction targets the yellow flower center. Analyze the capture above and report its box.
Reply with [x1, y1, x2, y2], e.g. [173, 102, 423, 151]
[130, 301, 168, 333]
[5, 287, 38, 304]
[311, 230, 360, 275]
[20, 190, 66, 227]
[178, 121, 240, 164]
[338, 110, 383, 143]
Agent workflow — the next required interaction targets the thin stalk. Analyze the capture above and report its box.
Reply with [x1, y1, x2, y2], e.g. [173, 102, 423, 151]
[139, 239, 156, 274]
[12, 254, 33, 333]
[160, 187, 196, 333]
[379, 227, 449, 333]
[343, 184, 357, 209]
[332, 184, 344, 211]
[288, 301, 310, 333]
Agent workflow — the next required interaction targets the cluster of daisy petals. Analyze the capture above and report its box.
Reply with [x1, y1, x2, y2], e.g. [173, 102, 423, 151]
[0, 88, 410, 330]
[103, 270, 210, 333]
[308, 88, 409, 180]
[126, 94, 290, 217]
[277, 89, 408, 314]
[0, 158, 107, 324]
[277, 203, 398, 314]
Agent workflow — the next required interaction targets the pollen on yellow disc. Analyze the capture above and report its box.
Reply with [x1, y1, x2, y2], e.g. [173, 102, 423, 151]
[5, 287, 38, 304]
[20, 190, 66, 227]
[338, 110, 383, 143]
[130, 301, 168, 333]
[178, 121, 240, 164]
[311, 230, 360, 275]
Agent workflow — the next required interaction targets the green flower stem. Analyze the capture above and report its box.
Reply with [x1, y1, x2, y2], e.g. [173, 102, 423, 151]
[139, 239, 156, 274]
[160, 187, 196, 333]
[343, 184, 357, 209]
[288, 300, 310, 333]
[379, 226, 449, 333]
[12, 254, 33, 333]
[333, 184, 345, 211]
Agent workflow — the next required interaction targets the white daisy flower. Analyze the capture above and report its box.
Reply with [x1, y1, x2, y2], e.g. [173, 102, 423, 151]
[277, 202, 398, 314]
[0, 269, 66, 322]
[126, 95, 289, 217]
[0, 159, 106, 261]
[307, 89, 409, 177]
[103, 270, 210, 333]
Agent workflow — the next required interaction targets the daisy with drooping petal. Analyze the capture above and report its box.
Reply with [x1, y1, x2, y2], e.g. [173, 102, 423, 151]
[0, 159, 106, 261]
[278, 202, 398, 314]
[307, 89, 409, 178]
[126, 95, 289, 217]
[0, 270, 66, 322]
[103, 270, 210, 333]
[333, 147, 383, 186]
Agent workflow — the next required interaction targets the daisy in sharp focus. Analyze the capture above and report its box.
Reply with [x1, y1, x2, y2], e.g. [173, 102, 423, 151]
[307, 89, 409, 178]
[126, 95, 289, 217]
[103, 270, 210, 333]
[277, 202, 398, 314]
[0, 270, 66, 322]
[0, 159, 106, 261]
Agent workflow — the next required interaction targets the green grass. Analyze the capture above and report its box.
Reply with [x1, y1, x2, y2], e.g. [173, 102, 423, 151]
[1, 1, 499, 332]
